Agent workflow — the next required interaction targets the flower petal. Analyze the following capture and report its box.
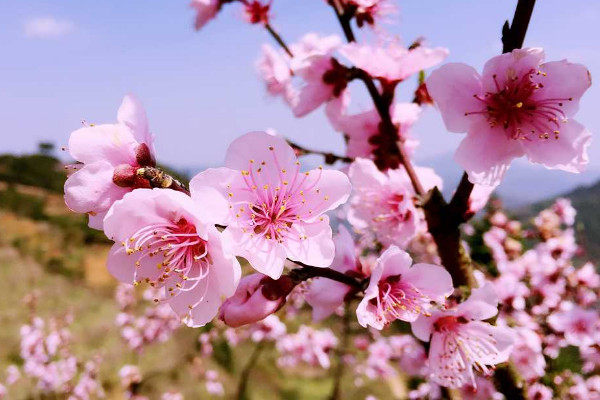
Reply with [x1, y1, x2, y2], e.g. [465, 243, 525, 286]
[522, 119, 590, 173]
[426, 63, 484, 133]
[403, 263, 454, 302]
[68, 124, 136, 165]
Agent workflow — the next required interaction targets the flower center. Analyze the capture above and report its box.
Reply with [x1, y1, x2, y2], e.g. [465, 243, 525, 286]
[123, 218, 211, 305]
[370, 275, 429, 324]
[227, 145, 329, 243]
[465, 69, 573, 141]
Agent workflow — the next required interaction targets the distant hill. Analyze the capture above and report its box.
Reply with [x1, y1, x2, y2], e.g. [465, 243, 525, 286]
[515, 179, 600, 261]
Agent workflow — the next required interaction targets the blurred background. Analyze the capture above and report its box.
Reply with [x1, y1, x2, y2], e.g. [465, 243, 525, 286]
[0, 0, 598, 398]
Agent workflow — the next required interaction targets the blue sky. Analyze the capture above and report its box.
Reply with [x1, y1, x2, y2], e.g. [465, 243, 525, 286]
[1, 0, 599, 201]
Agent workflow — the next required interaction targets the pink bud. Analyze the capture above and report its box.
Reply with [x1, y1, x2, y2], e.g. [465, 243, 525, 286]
[219, 274, 294, 328]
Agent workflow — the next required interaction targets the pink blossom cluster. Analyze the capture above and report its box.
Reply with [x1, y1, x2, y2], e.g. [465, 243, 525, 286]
[115, 284, 181, 352]
[277, 326, 339, 369]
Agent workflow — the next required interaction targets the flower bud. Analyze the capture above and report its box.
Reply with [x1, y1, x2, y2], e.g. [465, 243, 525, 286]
[219, 274, 294, 328]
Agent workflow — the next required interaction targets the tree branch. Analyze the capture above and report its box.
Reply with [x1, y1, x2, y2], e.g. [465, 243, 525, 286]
[288, 260, 364, 289]
[236, 341, 265, 400]
[287, 139, 354, 165]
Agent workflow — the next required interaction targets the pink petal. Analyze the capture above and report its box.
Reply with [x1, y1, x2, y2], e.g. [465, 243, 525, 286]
[103, 189, 194, 242]
[296, 169, 351, 222]
[106, 244, 136, 283]
[410, 313, 436, 342]
[225, 131, 297, 178]
[330, 225, 357, 273]
[348, 158, 387, 188]
[455, 120, 525, 186]
[522, 119, 591, 173]
[403, 263, 453, 302]
[535, 60, 591, 118]
[481, 48, 545, 91]
[377, 245, 413, 279]
[117, 94, 153, 146]
[285, 218, 335, 267]
[223, 227, 288, 279]
[426, 63, 484, 133]
[399, 46, 449, 80]
[64, 161, 129, 215]
[287, 80, 334, 117]
[68, 124, 136, 165]
[189, 167, 238, 225]
[205, 228, 242, 298]
[306, 279, 349, 322]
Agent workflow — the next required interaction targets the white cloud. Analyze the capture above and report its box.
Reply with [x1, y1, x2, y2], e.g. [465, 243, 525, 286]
[24, 17, 74, 39]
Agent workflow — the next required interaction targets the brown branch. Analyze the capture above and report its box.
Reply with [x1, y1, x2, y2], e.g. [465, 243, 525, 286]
[265, 23, 293, 58]
[329, 303, 351, 400]
[236, 341, 265, 400]
[288, 260, 364, 289]
[328, 1, 425, 196]
[287, 139, 354, 165]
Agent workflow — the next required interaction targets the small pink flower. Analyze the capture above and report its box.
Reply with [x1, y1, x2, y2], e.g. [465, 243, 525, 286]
[243, 0, 270, 25]
[306, 225, 366, 321]
[285, 33, 344, 117]
[258, 44, 292, 96]
[411, 284, 514, 388]
[340, 40, 448, 83]
[191, 0, 221, 30]
[326, 93, 421, 159]
[527, 384, 554, 400]
[357, 246, 453, 329]
[348, 158, 442, 248]
[547, 304, 598, 347]
[427, 48, 592, 186]
[510, 327, 546, 381]
[64, 95, 156, 229]
[190, 131, 351, 279]
[104, 188, 241, 327]
[219, 273, 294, 327]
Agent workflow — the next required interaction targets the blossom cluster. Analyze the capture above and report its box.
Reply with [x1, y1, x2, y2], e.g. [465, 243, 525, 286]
[41, 0, 598, 398]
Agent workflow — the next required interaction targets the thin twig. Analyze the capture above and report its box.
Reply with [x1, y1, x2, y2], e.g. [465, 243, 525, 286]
[265, 23, 294, 57]
[287, 139, 354, 165]
[236, 341, 265, 400]
[289, 260, 363, 289]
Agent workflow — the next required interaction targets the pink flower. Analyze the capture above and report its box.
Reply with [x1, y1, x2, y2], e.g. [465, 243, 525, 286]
[243, 0, 270, 25]
[340, 41, 448, 83]
[277, 326, 338, 369]
[219, 273, 294, 327]
[411, 284, 514, 388]
[357, 246, 453, 329]
[547, 305, 598, 347]
[306, 225, 366, 321]
[527, 384, 554, 400]
[348, 158, 442, 248]
[191, 0, 220, 30]
[190, 131, 351, 279]
[64, 95, 156, 229]
[427, 48, 592, 186]
[104, 188, 241, 327]
[509, 327, 546, 381]
[326, 93, 421, 159]
[467, 184, 496, 215]
[258, 44, 292, 96]
[119, 365, 142, 388]
[285, 33, 344, 117]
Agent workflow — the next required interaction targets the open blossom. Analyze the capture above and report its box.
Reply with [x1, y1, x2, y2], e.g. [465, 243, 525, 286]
[427, 48, 592, 186]
[285, 33, 344, 117]
[64, 94, 156, 229]
[306, 225, 367, 321]
[348, 158, 442, 248]
[357, 246, 453, 329]
[191, 0, 220, 30]
[190, 131, 351, 279]
[104, 188, 241, 327]
[412, 284, 514, 388]
[547, 304, 598, 347]
[219, 273, 294, 327]
[340, 41, 448, 83]
[510, 327, 546, 381]
[326, 93, 421, 159]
